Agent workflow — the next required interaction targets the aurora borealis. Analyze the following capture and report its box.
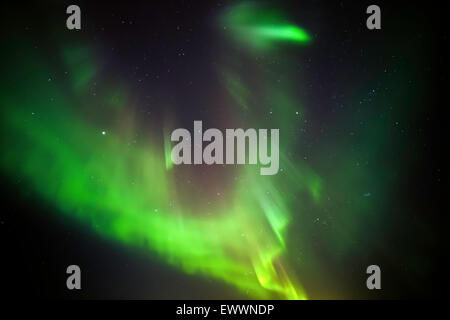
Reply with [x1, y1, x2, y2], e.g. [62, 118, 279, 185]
[0, 1, 443, 299]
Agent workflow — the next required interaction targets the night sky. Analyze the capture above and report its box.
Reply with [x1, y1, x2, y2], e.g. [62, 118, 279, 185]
[0, 0, 445, 299]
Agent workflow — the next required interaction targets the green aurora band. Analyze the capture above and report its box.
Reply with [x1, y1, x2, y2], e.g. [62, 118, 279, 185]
[0, 3, 315, 300]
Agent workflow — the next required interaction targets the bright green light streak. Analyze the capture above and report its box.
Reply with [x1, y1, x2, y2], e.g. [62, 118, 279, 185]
[252, 25, 311, 42]
[221, 2, 311, 50]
